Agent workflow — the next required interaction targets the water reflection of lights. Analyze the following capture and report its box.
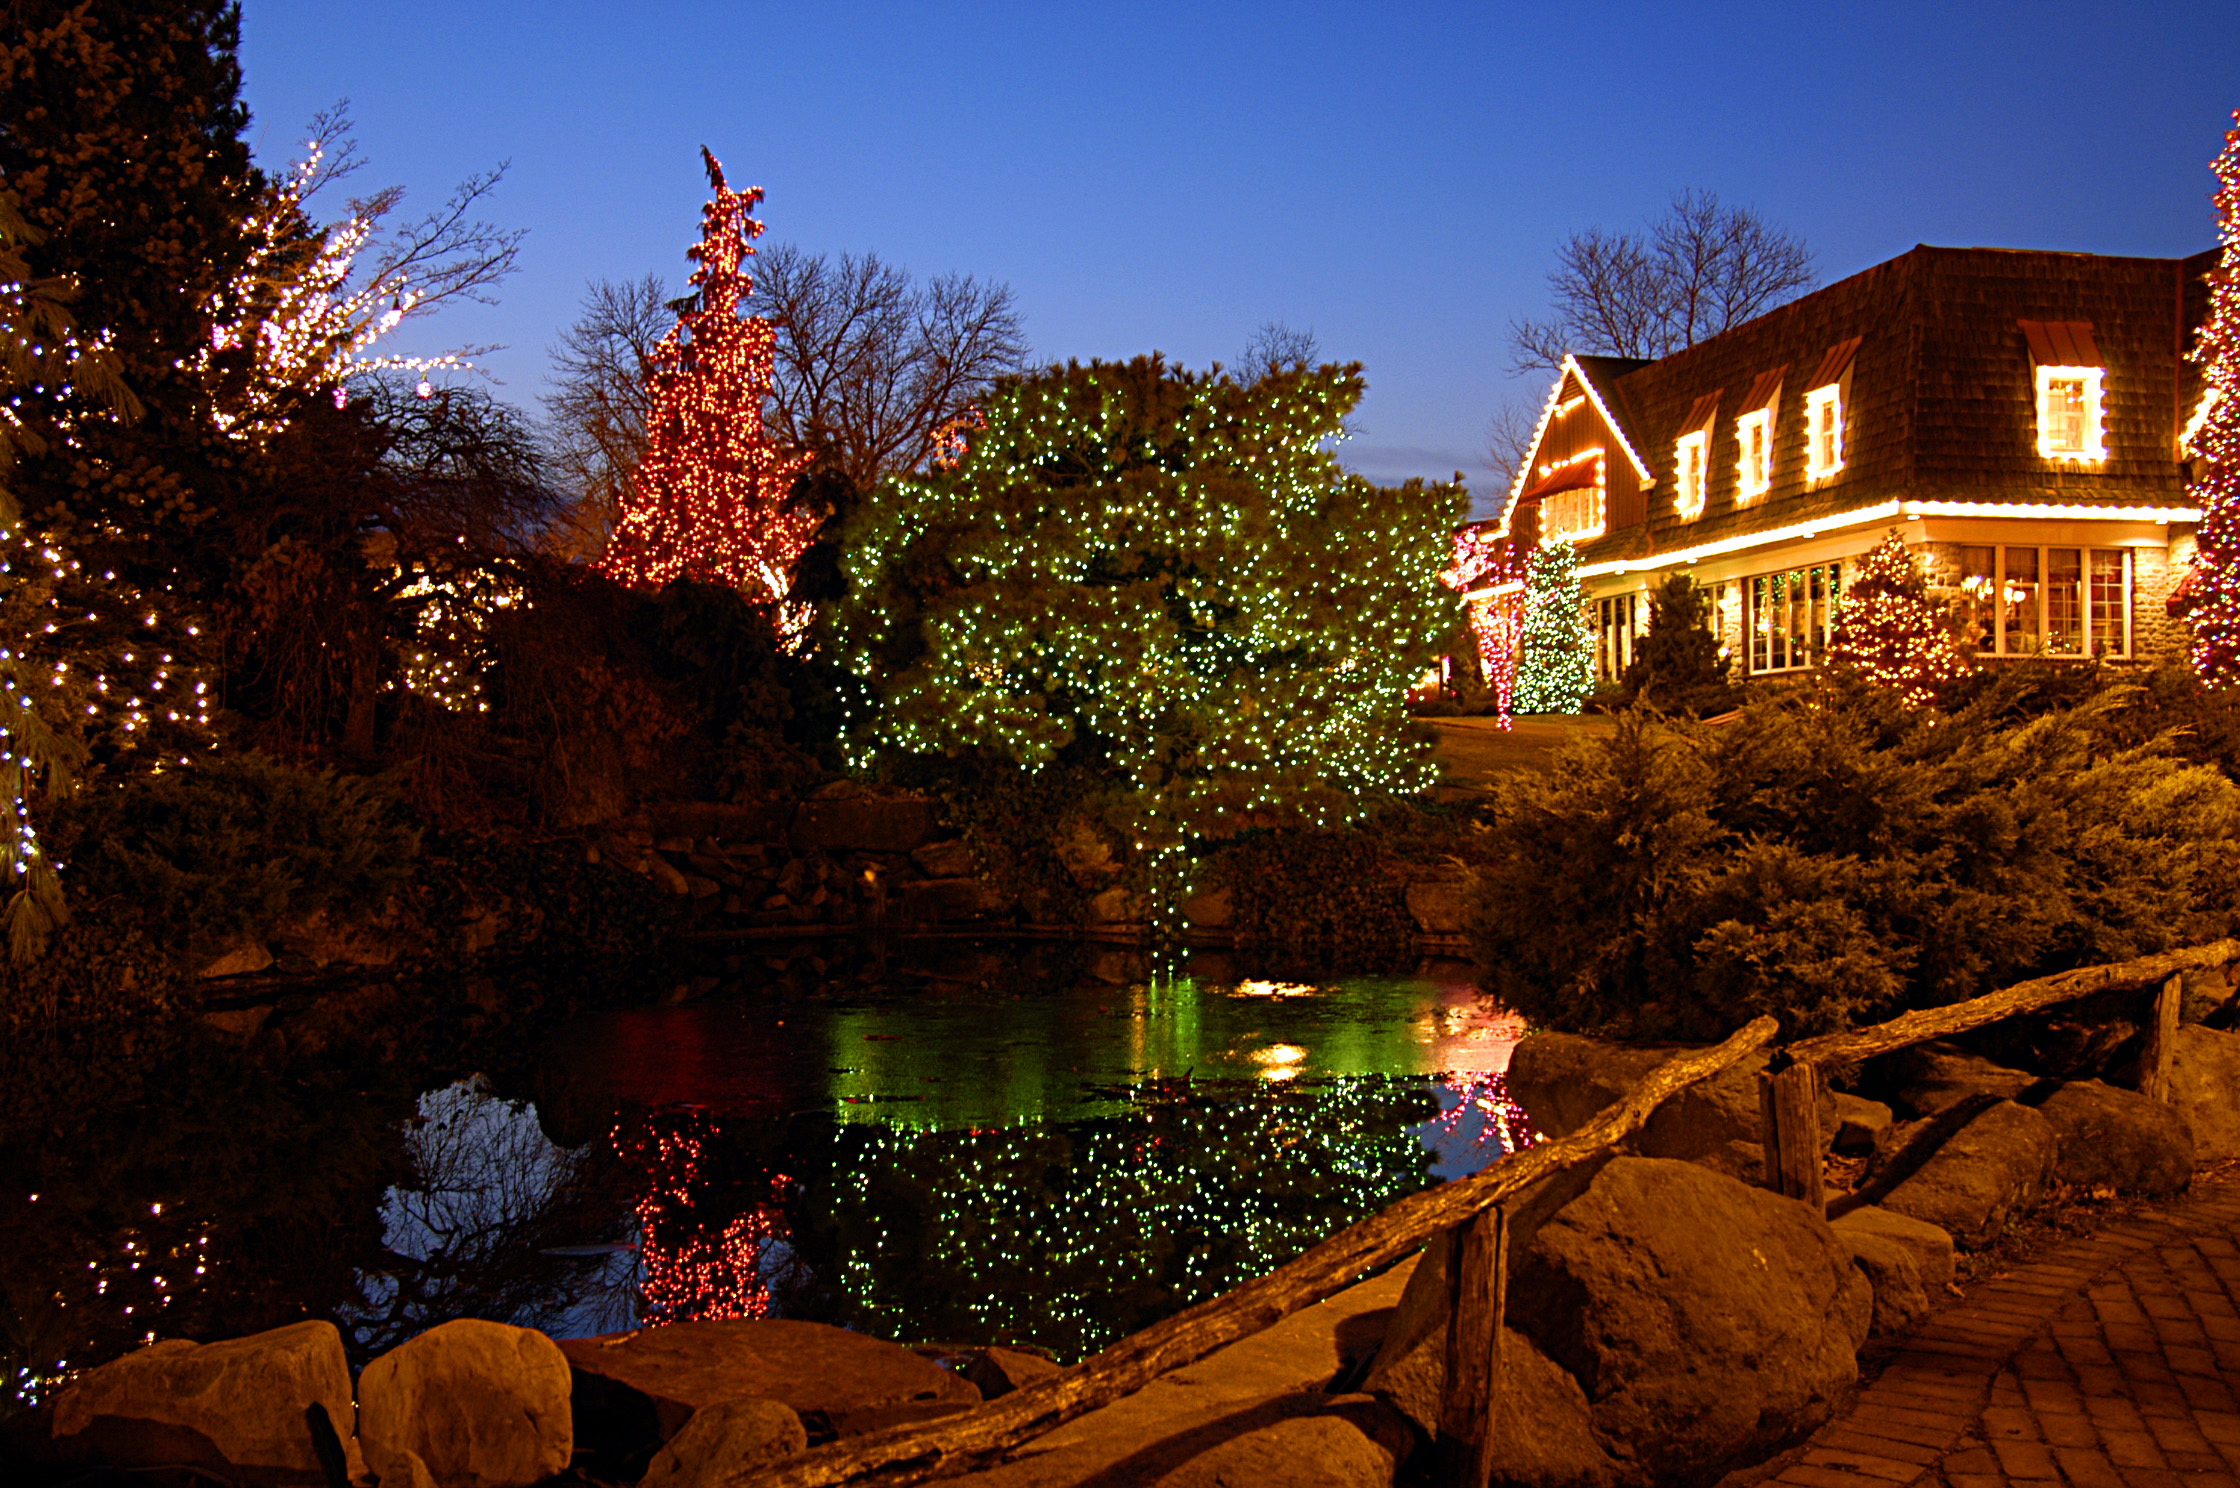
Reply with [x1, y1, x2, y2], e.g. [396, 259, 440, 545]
[615, 1115, 784, 1326]
[1233, 980, 1318, 999]
[1251, 1043, 1309, 1080]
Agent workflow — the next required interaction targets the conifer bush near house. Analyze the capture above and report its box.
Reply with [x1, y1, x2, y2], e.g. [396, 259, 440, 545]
[1827, 532, 1968, 705]
[1513, 540, 1593, 713]
[1467, 685, 2240, 1041]
[837, 355, 1465, 861]
[1619, 572, 1734, 714]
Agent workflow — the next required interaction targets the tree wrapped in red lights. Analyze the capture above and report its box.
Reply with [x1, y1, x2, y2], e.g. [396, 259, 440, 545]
[598, 150, 814, 638]
[1827, 532, 1966, 707]
[2187, 112, 2240, 688]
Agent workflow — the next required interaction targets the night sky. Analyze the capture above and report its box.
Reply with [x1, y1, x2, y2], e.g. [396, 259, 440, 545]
[240, 2, 2240, 512]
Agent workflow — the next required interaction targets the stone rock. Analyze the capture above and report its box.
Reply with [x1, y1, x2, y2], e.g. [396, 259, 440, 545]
[1180, 886, 1233, 929]
[638, 1398, 804, 1488]
[1830, 1205, 1955, 1291]
[1826, 1092, 1894, 1155]
[1054, 819, 1119, 884]
[1836, 1229, 1932, 1339]
[1403, 880, 1470, 935]
[359, 1319, 573, 1488]
[645, 854, 693, 897]
[2031, 1079, 2193, 1195]
[1086, 886, 1135, 924]
[198, 941, 274, 979]
[201, 1004, 274, 1040]
[791, 798, 936, 854]
[49, 1321, 357, 1485]
[1885, 1042, 2036, 1118]
[963, 1348, 1061, 1401]
[645, 802, 789, 844]
[1878, 1099, 2058, 1247]
[910, 877, 1010, 921]
[910, 839, 978, 879]
[1149, 1408, 1405, 1488]
[1502, 1033, 1777, 1182]
[562, 1319, 978, 1455]
[1508, 1157, 1871, 1487]
[2168, 1024, 2240, 1159]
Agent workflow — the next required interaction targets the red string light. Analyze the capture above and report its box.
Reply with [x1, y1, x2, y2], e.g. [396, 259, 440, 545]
[598, 149, 816, 639]
[614, 1116, 779, 1324]
[2187, 112, 2240, 686]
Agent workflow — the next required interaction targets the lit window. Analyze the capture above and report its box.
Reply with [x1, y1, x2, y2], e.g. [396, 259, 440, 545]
[1674, 431, 1709, 518]
[1805, 386, 1844, 481]
[1957, 544, 2129, 657]
[2035, 366, 2106, 461]
[1746, 562, 1842, 673]
[1736, 408, 1773, 499]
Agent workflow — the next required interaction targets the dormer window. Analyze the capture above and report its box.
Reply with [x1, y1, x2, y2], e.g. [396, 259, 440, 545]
[1675, 431, 1709, 518]
[2035, 366, 2106, 461]
[1736, 408, 1773, 499]
[1805, 385, 1844, 480]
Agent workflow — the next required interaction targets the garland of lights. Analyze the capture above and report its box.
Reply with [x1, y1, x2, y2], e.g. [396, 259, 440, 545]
[1442, 525, 1522, 727]
[1826, 532, 1967, 707]
[598, 150, 815, 640]
[2189, 112, 2240, 688]
[1514, 540, 1593, 714]
[835, 359, 1465, 851]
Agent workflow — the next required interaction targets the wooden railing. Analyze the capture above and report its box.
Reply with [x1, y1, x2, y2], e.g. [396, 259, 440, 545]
[748, 937, 2238, 1488]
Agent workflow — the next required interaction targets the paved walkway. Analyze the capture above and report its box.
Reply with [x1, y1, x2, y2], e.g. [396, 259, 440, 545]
[1743, 1182, 2240, 1488]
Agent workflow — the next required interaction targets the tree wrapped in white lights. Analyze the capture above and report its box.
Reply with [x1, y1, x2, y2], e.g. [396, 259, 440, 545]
[837, 356, 1466, 857]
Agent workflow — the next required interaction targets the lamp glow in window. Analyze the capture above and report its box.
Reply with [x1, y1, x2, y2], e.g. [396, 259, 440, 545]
[1674, 430, 1709, 518]
[1805, 385, 1844, 480]
[2035, 365, 2106, 461]
[1736, 408, 1773, 499]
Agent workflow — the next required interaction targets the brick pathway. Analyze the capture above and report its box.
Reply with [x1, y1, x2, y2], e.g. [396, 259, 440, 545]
[1742, 1183, 2240, 1488]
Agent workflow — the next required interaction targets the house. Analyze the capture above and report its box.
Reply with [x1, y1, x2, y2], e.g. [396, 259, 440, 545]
[1470, 243, 2220, 684]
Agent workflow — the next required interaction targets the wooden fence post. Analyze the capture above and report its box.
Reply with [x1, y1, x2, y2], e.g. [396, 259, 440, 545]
[1436, 1205, 1508, 1488]
[2141, 971, 2183, 1103]
[1759, 1057, 1823, 1211]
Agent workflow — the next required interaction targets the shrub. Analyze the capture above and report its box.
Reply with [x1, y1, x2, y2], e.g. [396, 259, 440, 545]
[1468, 684, 2240, 1040]
[1618, 572, 1734, 715]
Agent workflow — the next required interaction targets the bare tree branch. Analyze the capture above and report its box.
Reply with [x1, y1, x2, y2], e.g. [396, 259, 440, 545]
[541, 274, 672, 560]
[1506, 191, 1815, 375]
[1483, 396, 1543, 498]
[1237, 321, 1319, 381]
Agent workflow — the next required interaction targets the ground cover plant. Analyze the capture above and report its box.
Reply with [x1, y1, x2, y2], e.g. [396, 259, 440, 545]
[1469, 675, 2240, 1040]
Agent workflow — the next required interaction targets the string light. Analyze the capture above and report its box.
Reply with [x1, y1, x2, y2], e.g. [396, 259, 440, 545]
[1826, 532, 1968, 706]
[2188, 111, 2240, 688]
[597, 150, 815, 642]
[1513, 540, 1593, 713]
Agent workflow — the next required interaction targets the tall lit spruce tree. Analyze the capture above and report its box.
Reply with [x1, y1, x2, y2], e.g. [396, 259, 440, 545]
[838, 356, 1465, 865]
[2189, 112, 2240, 687]
[1514, 539, 1593, 713]
[599, 150, 815, 639]
[1827, 532, 1966, 706]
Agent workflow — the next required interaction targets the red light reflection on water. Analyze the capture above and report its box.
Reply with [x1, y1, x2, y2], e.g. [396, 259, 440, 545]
[612, 1115, 783, 1324]
[1430, 1069, 1539, 1161]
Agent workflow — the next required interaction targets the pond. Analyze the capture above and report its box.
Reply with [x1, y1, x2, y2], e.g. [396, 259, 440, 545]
[1, 953, 1530, 1415]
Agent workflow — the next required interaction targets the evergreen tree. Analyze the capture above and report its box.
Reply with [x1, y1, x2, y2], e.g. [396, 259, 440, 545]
[837, 355, 1465, 856]
[2189, 111, 2240, 688]
[1514, 540, 1593, 713]
[598, 150, 815, 640]
[1827, 533, 1966, 708]
[1621, 571, 1732, 713]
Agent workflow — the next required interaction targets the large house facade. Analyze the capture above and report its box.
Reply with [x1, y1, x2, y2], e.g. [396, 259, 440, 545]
[1472, 243, 2220, 683]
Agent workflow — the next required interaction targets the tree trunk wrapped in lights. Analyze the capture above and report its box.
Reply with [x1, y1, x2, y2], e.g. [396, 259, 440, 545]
[598, 150, 814, 640]
[2188, 112, 2240, 688]
[1827, 532, 1966, 706]
[1514, 539, 1593, 714]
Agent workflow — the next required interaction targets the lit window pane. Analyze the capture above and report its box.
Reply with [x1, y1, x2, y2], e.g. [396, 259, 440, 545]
[1960, 546, 1996, 651]
[2004, 547, 2041, 655]
[2045, 548, 2083, 655]
[2089, 549, 2127, 657]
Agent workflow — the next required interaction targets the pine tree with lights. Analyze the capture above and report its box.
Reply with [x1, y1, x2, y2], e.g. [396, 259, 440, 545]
[1513, 540, 1593, 714]
[1827, 532, 1966, 707]
[2187, 112, 2240, 688]
[599, 150, 814, 637]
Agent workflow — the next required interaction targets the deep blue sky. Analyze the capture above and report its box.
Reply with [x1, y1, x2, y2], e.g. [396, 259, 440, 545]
[240, 3, 2238, 512]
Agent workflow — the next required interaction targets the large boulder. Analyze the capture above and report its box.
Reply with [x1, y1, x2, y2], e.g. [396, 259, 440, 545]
[638, 1398, 804, 1488]
[963, 1348, 1061, 1401]
[2168, 1024, 2240, 1159]
[1877, 1099, 2057, 1247]
[2030, 1079, 2193, 1195]
[790, 798, 935, 854]
[1830, 1205, 1955, 1291]
[1148, 1405, 1409, 1488]
[48, 1322, 357, 1486]
[358, 1319, 573, 1488]
[1503, 1034, 1774, 1182]
[1833, 1229, 1931, 1339]
[561, 1319, 979, 1454]
[1509, 1158, 1870, 1486]
[1883, 1042, 2035, 1119]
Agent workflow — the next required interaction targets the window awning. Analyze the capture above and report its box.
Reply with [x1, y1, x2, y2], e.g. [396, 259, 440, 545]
[1522, 458, 1603, 502]
[1681, 391, 1722, 432]
[2019, 319, 2102, 365]
[1742, 366, 1788, 411]
[1807, 336, 1862, 388]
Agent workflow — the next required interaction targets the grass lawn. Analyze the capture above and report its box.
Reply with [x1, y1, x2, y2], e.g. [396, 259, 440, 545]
[1429, 713, 1615, 793]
